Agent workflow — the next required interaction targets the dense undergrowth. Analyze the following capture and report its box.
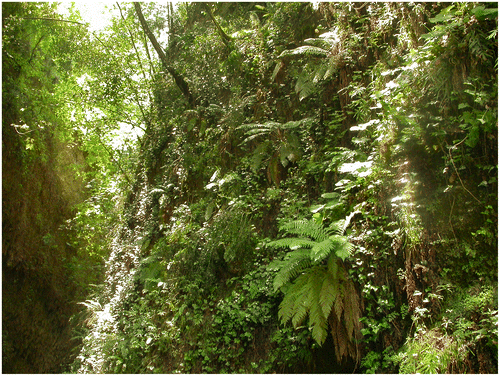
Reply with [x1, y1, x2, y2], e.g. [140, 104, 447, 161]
[3, 2, 497, 374]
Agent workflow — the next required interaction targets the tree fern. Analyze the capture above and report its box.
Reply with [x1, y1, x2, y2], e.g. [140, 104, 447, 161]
[267, 216, 360, 353]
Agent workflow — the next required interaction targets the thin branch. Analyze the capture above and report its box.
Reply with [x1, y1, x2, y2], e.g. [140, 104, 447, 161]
[28, 34, 45, 64]
[116, 3, 150, 83]
[133, 2, 196, 107]
[201, 3, 232, 49]
[12, 16, 88, 27]
[116, 2, 154, 115]
[448, 143, 482, 204]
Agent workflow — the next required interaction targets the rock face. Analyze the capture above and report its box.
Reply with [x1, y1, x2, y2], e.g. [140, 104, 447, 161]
[2, 112, 87, 373]
[2, 5, 87, 368]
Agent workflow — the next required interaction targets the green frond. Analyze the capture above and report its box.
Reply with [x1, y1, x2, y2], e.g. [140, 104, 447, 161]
[308, 270, 329, 345]
[290, 302, 308, 327]
[279, 269, 310, 323]
[295, 72, 316, 101]
[329, 235, 353, 261]
[323, 57, 338, 80]
[279, 120, 301, 130]
[238, 122, 281, 144]
[280, 219, 328, 242]
[303, 37, 334, 50]
[304, 32, 339, 49]
[319, 271, 339, 318]
[272, 249, 311, 291]
[327, 255, 340, 277]
[278, 285, 299, 323]
[249, 141, 271, 172]
[278, 45, 328, 58]
[310, 303, 328, 345]
[267, 237, 316, 250]
[271, 216, 360, 350]
[310, 238, 336, 262]
[301, 267, 324, 307]
[237, 122, 277, 132]
[326, 220, 343, 235]
[312, 63, 329, 83]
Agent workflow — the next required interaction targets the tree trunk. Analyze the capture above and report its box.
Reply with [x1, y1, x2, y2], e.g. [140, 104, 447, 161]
[133, 2, 196, 107]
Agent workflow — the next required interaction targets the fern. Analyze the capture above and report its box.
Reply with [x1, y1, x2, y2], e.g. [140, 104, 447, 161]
[275, 31, 341, 100]
[238, 119, 312, 184]
[268, 217, 360, 353]
[249, 140, 270, 172]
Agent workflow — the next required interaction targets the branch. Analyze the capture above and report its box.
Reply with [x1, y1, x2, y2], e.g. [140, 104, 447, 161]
[448, 144, 482, 204]
[28, 34, 45, 64]
[201, 3, 232, 49]
[12, 16, 88, 27]
[116, 3, 154, 112]
[133, 2, 196, 107]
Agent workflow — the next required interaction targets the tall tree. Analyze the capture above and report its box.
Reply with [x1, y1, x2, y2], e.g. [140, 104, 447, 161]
[133, 2, 196, 107]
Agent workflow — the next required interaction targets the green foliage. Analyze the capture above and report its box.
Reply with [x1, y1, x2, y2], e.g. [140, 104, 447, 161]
[440, 284, 498, 352]
[268, 218, 350, 291]
[393, 328, 468, 374]
[43, 2, 497, 374]
[238, 118, 314, 186]
[267, 216, 360, 362]
[361, 347, 397, 374]
[277, 31, 342, 101]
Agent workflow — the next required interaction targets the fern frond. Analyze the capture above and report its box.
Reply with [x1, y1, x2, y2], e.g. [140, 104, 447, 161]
[279, 269, 310, 324]
[272, 249, 311, 291]
[237, 122, 277, 132]
[239, 123, 276, 144]
[313, 63, 329, 83]
[311, 238, 336, 262]
[319, 271, 339, 318]
[303, 37, 335, 50]
[310, 303, 328, 345]
[267, 237, 316, 250]
[279, 119, 302, 130]
[278, 45, 328, 58]
[291, 302, 308, 328]
[295, 72, 316, 101]
[323, 57, 338, 80]
[305, 268, 329, 345]
[327, 255, 340, 277]
[326, 220, 343, 235]
[329, 235, 353, 261]
[280, 219, 328, 242]
[249, 140, 271, 172]
[279, 284, 300, 323]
